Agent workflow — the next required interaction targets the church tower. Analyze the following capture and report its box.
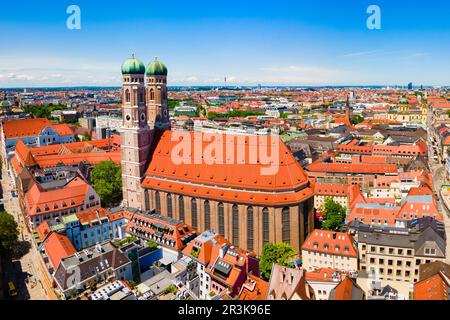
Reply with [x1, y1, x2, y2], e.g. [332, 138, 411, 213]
[120, 55, 153, 210]
[145, 58, 171, 130]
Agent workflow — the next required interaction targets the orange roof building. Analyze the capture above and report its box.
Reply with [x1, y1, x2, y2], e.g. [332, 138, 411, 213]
[1, 117, 75, 159]
[120, 57, 315, 258]
[414, 273, 449, 300]
[42, 232, 76, 271]
[182, 230, 260, 299]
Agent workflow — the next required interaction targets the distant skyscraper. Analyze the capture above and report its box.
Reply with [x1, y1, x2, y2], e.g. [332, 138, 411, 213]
[408, 82, 413, 90]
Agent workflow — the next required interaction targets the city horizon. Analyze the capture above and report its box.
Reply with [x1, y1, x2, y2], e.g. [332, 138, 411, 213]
[1, 0, 450, 88]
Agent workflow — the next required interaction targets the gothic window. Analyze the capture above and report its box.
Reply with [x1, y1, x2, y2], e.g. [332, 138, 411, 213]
[150, 89, 155, 101]
[232, 204, 239, 246]
[247, 206, 254, 251]
[191, 198, 198, 229]
[282, 207, 290, 243]
[139, 92, 144, 103]
[125, 89, 130, 102]
[155, 191, 161, 214]
[218, 202, 225, 236]
[204, 200, 210, 230]
[179, 196, 185, 222]
[263, 207, 269, 246]
[166, 194, 173, 218]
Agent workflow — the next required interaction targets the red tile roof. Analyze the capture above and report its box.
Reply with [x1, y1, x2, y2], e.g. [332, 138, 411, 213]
[25, 177, 92, 217]
[43, 232, 76, 269]
[302, 229, 358, 258]
[414, 273, 449, 300]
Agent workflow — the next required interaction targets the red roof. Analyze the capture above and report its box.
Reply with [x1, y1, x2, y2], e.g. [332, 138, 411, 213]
[43, 233, 76, 269]
[142, 131, 313, 206]
[2, 118, 52, 138]
[302, 229, 358, 258]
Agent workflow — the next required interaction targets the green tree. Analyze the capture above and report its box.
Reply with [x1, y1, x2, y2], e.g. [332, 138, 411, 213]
[81, 132, 92, 141]
[259, 242, 296, 280]
[351, 115, 365, 125]
[0, 211, 19, 252]
[320, 198, 347, 231]
[90, 161, 122, 207]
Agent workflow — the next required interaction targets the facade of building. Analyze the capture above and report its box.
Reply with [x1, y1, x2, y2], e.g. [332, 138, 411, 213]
[37, 207, 127, 250]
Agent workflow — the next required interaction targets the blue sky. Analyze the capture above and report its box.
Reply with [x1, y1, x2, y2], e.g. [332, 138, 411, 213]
[0, 0, 449, 87]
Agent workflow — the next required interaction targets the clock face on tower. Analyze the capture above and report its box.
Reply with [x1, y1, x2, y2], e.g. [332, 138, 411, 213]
[125, 114, 131, 122]
[140, 113, 146, 122]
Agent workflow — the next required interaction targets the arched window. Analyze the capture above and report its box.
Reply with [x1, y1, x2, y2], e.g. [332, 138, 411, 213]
[166, 194, 172, 218]
[204, 200, 210, 230]
[218, 202, 225, 236]
[300, 203, 310, 241]
[179, 196, 185, 222]
[262, 207, 269, 246]
[125, 89, 130, 102]
[191, 198, 197, 229]
[282, 207, 290, 243]
[139, 92, 144, 103]
[232, 204, 239, 246]
[150, 89, 155, 100]
[155, 191, 161, 214]
[247, 206, 254, 251]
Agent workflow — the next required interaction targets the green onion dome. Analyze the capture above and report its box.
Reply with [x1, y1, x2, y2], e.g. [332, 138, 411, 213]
[121, 54, 146, 75]
[146, 58, 168, 76]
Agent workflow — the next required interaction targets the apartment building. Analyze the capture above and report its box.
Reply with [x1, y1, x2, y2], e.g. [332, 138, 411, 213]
[353, 217, 446, 283]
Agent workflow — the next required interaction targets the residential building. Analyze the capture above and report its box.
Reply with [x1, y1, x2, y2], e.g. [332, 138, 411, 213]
[354, 217, 446, 284]
[266, 264, 314, 300]
[301, 229, 358, 272]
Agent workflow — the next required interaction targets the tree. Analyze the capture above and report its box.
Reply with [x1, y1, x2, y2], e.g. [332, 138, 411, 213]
[351, 115, 365, 125]
[90, 161, 122, 207]
[82, 132, 92, 141]
[259, 242, 296, 280]
[320, 198, 347, 231]
[0, 211, 19, 252]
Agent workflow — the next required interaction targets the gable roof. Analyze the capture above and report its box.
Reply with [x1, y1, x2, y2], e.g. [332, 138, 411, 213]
[43, 232, 76, 269]
[329, 276, 364, 300]
[2, 118, 52, 138]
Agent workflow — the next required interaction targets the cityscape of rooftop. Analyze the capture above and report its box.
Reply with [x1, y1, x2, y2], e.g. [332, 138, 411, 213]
[1, 0, 450, 314]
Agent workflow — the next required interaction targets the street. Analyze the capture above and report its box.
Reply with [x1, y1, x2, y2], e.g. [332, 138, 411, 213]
[0, 164, 48, 300]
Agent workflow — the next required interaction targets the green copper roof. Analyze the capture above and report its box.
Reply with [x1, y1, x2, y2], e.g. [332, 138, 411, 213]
[121, 54, 146, 75]
[146, 58, 168, 76]
[62, 214, 79, 224]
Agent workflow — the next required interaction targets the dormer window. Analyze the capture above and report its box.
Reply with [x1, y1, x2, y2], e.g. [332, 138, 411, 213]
[70, 200, 75, 206]
[44, 205, 49, 211]
[54, 204, 58, 209]
[62, 201, 67, 207]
